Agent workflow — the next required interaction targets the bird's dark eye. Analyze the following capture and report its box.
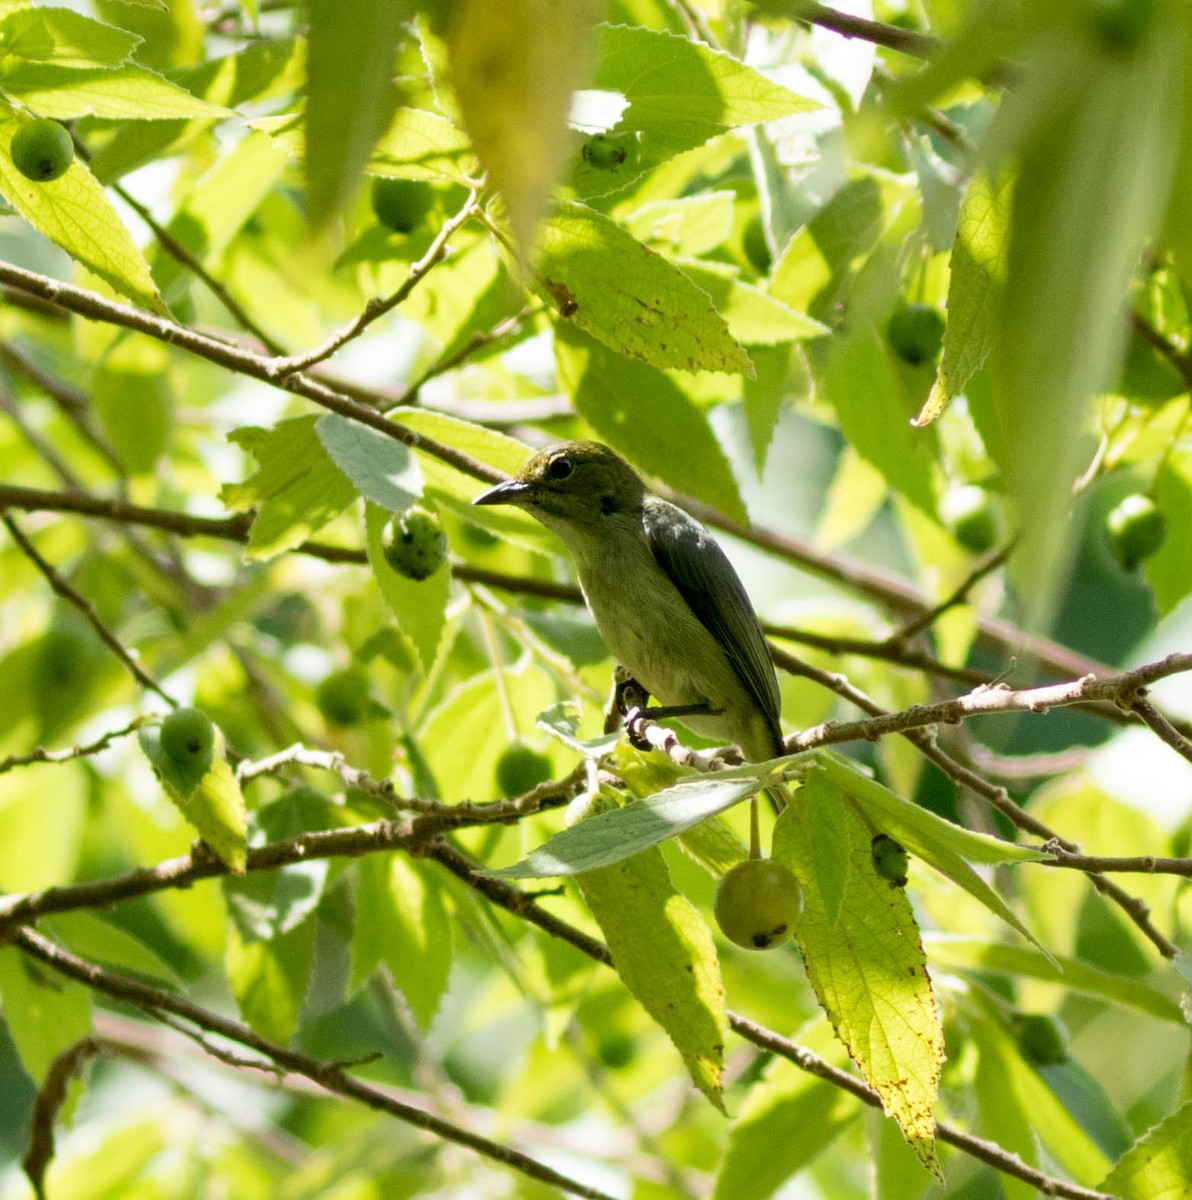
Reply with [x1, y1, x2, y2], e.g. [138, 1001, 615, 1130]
[545, 456, 574, 482]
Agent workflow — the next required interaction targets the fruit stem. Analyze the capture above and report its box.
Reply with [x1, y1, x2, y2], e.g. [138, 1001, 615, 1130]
[749, 795, 761, 860]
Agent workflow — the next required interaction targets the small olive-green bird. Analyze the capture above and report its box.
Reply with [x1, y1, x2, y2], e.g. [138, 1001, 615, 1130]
[473, 441, 784, 763]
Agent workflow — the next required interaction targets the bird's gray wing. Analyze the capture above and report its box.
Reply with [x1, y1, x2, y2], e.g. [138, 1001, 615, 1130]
[643, 497, 782, 739]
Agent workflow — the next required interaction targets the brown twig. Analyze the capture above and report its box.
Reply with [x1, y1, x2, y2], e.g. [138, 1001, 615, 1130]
[0, 715, 155, 775]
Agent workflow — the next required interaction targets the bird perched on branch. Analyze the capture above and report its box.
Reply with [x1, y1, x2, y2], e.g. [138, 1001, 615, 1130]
[473, 440, 784, 764]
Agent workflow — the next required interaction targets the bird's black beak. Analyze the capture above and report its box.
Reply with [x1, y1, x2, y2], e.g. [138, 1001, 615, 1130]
[473, 478, 531, 507]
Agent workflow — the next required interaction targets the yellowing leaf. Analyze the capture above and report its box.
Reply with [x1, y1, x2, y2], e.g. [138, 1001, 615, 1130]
[0, 111, 163, 311]
[449, 0, 600, 255]
[539, 201, 754, 376]
[774, 771, 943, 1176]
[1, 63, 232, 119]
[578, 824, 728, 1109]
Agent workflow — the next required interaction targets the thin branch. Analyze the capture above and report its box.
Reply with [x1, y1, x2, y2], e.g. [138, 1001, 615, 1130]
[1, 510, 176, 705]
[14, 929, 619, 1200]
[766, 1, 940, 59]
[0, 259, 505, 485]
[1128, 695, 1192, 767]
[888, 545, 1011, 644]
[0, 716, 155, 775]
[265, 191, 480, 378]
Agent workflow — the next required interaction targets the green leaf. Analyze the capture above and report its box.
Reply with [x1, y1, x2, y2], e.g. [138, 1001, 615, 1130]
[221, 416, 358, 561]
[774, 770, 943, 1176]
[554, 327, 748, 522]
[45, 913, 184, 988]
[138, 724, 247, 873]
[989, 30, 1183, 615]
[1, 62, 232, 119]
[0, 761, 86, 891]
[0, 7, 140, 68]
[491, 774, 765, 878]
[366, 106, 479, 183]
[537, 200, 754, 377]
[0, 946, 93, 1085]
[924, 937, 1186, 1024]
[0, 112, 163, 311]
[1099, 1101, 1192, 1199]
[713, 1024, 859, 1200]
[623, 193, 736, 258]
[364, 501, 448, 673]
[819, 330, 940, 515]
[350, 854, 452, 1030]
[226, 919, 314, 1044]
[536, 700, 621, 759]
[448, 0, 599, 254]
[679, 261, 828, 346]
[305, 0, 404, 227]
[916, 170, 1010, 425]
[317, 414, 424, 513]
[577, 822, 728, 1109]
[810, 751, 1049, 950]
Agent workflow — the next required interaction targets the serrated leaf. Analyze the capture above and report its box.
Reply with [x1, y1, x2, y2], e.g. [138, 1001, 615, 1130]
[811, 750, 1049, 951]
[538, 200, 754, 376]
[1099, 1101, 1192, 1199]
[220, 416, 358, 561]
[316, 414, 424, 513]
[774, 771, 943, 1176]
[916, 170, 1010, 426]
[364, 501, 448, 673]
[138, 725, 247, 873]
[578, 833, 728, 1109]
[537, 700, 620, 759]
[306, 0, 403, 227]
[0, 7, 139, 68]
[449, 0, 599, 255]
[490, 775, 764, 878]
[1, 62, 232, 119]
[0, 112, 163, 311]
[554, 326, 748, 522]
[351, 854, 452, 1030]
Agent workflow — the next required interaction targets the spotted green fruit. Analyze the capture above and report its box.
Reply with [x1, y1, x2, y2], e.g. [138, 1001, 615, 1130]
[382, 507, 447, 581]
[160, 706, 216, 765]
[714, 859, 803, 951]
[316, 667, 370, 727]
[370, 177, 435, 233]
[1014, 1013, 1068, 1066]
[871, 834, 909, 886]
[1107, 493, 1166, 570]
[581, 132, 637, 173]
[495, 740, 553, 796]
[887, 303, 945, 366]
[941, 484, 1000, 555]
[11, 118, 74, 182]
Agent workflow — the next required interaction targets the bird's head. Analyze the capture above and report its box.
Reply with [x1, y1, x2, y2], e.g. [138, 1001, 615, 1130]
[472, 441, 647, 537]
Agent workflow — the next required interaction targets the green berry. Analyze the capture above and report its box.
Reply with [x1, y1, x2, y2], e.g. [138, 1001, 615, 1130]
[160, 707, 216, 764]
[494, 740, 553, 796]
[11, 119, 74, 182]
[370, 177, 435, 233]
[887, 304, 945, 366]
[1107, 493, 1166, 570]
[871, 834, 909, 886]
[316, 668, 371, 727]
[713, 859, 803, 951]
[580, 132, 638, 173]
[1014, 1013, 1069, 1066]
[382, 507, 447, 581]
[940, 484, 1001, 555]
